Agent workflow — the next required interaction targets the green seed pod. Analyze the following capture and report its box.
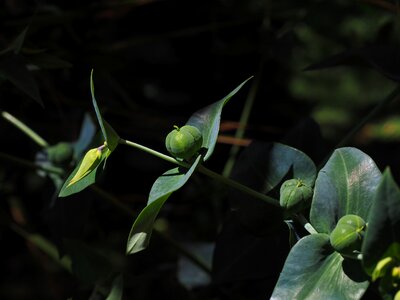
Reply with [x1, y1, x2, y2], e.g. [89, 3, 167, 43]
[165, 125, 203, 160]
[330, 214, 366, 257]
[46, 142, 74, 165]
[279, 179, 313, 212]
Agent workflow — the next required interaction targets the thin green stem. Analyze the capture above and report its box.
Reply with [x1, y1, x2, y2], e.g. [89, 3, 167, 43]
[319, 84, 400, 169]
[120, 138, 280, 207]
[2, 111, 49, 148]
[222, 61, 263, 177]
[0, 151, 65, 175]
[120, 138, 182, 166]
[197, 165, 280, 207]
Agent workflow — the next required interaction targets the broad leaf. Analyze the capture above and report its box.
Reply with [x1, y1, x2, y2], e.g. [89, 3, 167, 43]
[271, 234, 369, 300]
[126, 156, 201, 254]
[187, 77, 252, 161]
[64, 239, 113, 284]
[310, 147, 381, 234]
[229, 141, 316, 234]
[0, 54, 43, 106]
[58, 148, 111, 197]
[362, 168, 400, 275]
[212, 212, 289, 289]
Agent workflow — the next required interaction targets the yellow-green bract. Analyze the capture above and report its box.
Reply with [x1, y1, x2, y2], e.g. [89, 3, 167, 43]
[329, 214, 366, 257]
[67, 147, 102, 187]
[165, 125, 203, 161]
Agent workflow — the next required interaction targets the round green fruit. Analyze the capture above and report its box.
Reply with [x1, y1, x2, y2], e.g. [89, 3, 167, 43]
[330, 214, 366, 256]
[279, 179, 313, 212]
[165, 125, 203, 160]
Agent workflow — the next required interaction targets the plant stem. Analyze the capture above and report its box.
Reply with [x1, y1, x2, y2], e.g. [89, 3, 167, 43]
[119, 138, 180, 166]
[292, 213, 318, 234]
[89, 185, 211, 274]
[2, 111, 49, 148]
[335, 84, 400, 148]
[0, 151, 65, 175]
[197, 165, 280, 207]
[119, 138, 280, 207]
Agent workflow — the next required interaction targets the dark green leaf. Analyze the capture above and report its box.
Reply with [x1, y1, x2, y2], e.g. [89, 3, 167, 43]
[0, 54, 43, 106]
[271, 234, 369, 300]
[362, 168, 400, 275]
[229, 141, 316, 234]
[126, 156, 201, 254]
[310, 147, 381, 234]
[187, 77, 252, 161]
[64, 239, 113, 284]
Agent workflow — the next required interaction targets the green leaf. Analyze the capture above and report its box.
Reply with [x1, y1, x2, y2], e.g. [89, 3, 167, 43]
[228, 141, 316, 234]
[362, 168, 400, 275]
[271, 234, 369, 300]
[64, 239, 113, 284]
[310, 147, 382, 234]
[186, 77, 252, 161]
[106, 275, 123, 300]
[0, 54, 43, 106]
[58, 147, 111, 197]
[126, 156, 201, 254]
[72, 113, 97, 160]
[90, 70, 119, 151]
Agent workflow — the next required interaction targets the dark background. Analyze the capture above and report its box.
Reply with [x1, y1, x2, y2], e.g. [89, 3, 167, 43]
[0, 0, 399, 299]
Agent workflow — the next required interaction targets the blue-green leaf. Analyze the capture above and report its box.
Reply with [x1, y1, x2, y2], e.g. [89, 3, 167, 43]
[126, 156, 201, 254]
[362, 168, 400, 275]
[271, 234, 369, 300]
[186, 77, 252, 161]
[310, 147, 381, 234]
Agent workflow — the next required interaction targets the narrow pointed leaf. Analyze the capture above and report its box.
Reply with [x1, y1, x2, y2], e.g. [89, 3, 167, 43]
[72, 113, 97, 160]
[126, 156, 201, 254]
[271, 234, 369, 300]
[362, 168, 400, 275]
[187, 77, 252, 161]
[0, 26, 29, 55]
[310, 147, 381, 234]
[90, 70, 119, 151]
[58, 148, 111, 197]
[0, 54, 43, 106]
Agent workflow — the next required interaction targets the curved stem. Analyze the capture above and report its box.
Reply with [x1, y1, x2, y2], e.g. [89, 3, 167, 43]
[2, 111, 49, 148]
[119, 138, 280, 207]
[0, 151, 64, 175]
[197, 165, 280, 207]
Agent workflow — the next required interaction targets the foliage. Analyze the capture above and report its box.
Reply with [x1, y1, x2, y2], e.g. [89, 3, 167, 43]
[2, 1, 400, 300]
